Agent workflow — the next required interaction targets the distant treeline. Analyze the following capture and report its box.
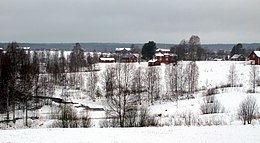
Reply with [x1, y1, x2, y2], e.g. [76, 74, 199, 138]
[0, 42, 260, 52]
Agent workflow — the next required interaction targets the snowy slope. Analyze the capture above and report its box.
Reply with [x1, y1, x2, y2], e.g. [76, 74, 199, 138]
[1, 125, 260, 143]
[1, 61, 260, 143]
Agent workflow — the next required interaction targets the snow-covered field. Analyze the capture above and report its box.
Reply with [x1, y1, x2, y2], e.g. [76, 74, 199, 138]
[1, 125, 260, 143]
[1, 61, 260, 143]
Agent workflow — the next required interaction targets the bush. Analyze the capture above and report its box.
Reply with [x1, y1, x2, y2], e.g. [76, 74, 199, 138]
[145, 116, 159, 127]
[80, 110, 92, 128]
[200, 95, 225, 114]
[99, 118, 119, 128]
[125, 108, 138, 127]
[52, 105, 92, 128]
[59, 104, 79, 128]
[205, 88, 218, 96]
[238, 96, 258, 125]
[139, 107, 150, 127]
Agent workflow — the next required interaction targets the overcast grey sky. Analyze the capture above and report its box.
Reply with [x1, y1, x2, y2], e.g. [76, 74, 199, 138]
[0, 0, 259, 44]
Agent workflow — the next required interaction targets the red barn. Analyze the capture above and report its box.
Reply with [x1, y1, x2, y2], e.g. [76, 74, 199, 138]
[248, 51, 260, 65]
[115, 48, 131, 54]
[120, 54, 137, 63]
[155, 52, 177, 64]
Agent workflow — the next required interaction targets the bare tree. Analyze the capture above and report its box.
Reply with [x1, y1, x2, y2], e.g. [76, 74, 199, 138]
[165, 63, 179, 101]
[132, 67, 144, 105]
[0, 42, 39, 125]
[146, 66, 160, 105]
[69, 43, 86, 72]
[177, 62, 186, 98]
[103, 66, 115, 98]
[87, 71, 98, 101]
[105, 63, 138, 127]
[238, 96, 258, 125]
[228, 64, 238, 87]
[186, 61, 199, 95]
[249, 65, 258, 93]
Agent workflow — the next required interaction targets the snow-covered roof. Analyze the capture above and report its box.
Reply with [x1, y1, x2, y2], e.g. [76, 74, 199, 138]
[231, 54, 241, 59]
[155, 53, 164, 57]
[254, 51, 260, 58]
[16, 47, 30, 50]
[156, 48, 170, 52]
[170, 54, 178, 57]
[115, 48, 131, 51]
[100, 58, 115, 61]
[148, 59, 158, 62]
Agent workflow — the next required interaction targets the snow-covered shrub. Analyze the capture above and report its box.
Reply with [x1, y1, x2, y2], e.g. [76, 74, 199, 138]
[238, 95, 258, 125]
[204, 88, 219, 96]
[80, 110, 92, 128]
[57, 104, 79, 128]
[172, 111, 198, 126]
[125, 108, 138, 127]
[99, 118, 119, 128]
[145, 116, 159, 127]
[200, 116, 227, 126]
[200, 96, 225, 114]
[139, 107, 150, 127]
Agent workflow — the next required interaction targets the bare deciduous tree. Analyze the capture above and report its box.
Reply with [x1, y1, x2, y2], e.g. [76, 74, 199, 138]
[238, 96, 258, 125]
[87, 71, 98, 101]
[185, 61, 199, 95]
[228, 64, 238, 87]
[132, 67, 144, 105]
[146, 66, 160, 105]
[105, 63, 138, 127]
[249, 65, 258, 93]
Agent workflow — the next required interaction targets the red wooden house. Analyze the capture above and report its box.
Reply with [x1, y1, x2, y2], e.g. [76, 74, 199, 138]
[115, 48, 131, 54]
[248, 51, 260, 65]
[155, 52, 177, 64]
[120, 54, 137, 63]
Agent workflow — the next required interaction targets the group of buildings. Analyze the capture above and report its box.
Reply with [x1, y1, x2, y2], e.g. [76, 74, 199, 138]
[229, 51, 260, 65]
[99, 48, 178, 66]
[2, 46, 260, 66]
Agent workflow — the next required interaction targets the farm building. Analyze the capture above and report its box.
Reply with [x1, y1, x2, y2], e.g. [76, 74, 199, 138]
[148, 59, 161, 66]
[230, 54, 245, 61]
[120, 54, 137, 63]
[154, 48, 177, 64]
[115, 48, 132, 54]
[99, 57, 115, 63]
[248, 51, 260, 65]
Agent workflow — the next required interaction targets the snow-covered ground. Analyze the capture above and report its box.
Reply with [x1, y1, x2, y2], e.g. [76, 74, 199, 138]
[1, 61, 260, 142]
[1, 125, 260, 143]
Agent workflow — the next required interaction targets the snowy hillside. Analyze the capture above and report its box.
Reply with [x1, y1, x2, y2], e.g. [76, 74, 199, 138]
[1, 125, 260, 143]
[1, 61, 260, 142]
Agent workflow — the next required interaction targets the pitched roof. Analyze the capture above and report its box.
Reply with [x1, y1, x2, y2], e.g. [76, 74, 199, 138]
[156, 48, 170, 52]
[155, 52, 164, 57]
[100, 57, 115, 61]
[148, 59, 158, 63]
[231, 54, 241, 59]
[254, 51, 260, 58]
[121, 53, 136, 58]
[115, 48, 131, 51]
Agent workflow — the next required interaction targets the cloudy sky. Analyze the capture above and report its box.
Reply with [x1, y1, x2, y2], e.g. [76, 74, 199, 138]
[0, 0, 259, 44]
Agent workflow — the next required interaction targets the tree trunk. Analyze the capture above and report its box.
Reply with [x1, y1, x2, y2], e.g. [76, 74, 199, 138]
[25, 100, 28, 126]
[12, 102, 16, 123]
